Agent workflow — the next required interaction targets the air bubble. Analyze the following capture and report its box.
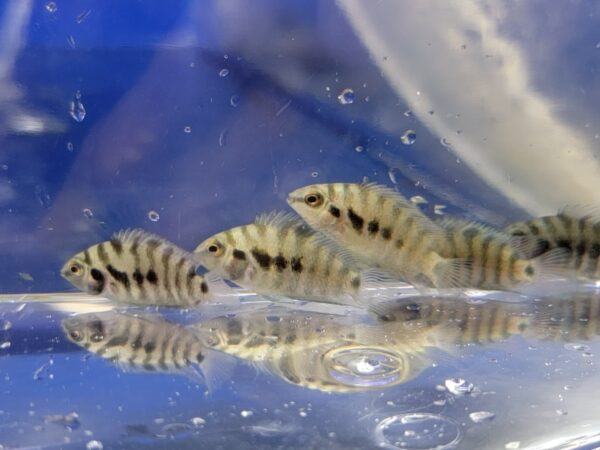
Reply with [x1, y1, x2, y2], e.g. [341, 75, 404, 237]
[400, 130, 416, 145]
[434, 205, 446, 215]
[440, 137, 452, 148]
[86, 440, 103, 450]
[311, 171, 318, 178]
[148, 210, 160, 222]
[337, 88, 355, 105]
[444, 378, 474, 396]
[403, 110, 412, 117]
[66, 35, 76, 49]
[564, 343, 591, 352]
[218, 129, 227, 147]
[240, 410, 254, 418]
[67, 142, 74, 152]
[469, 411, 495, 423]
[388, 168, 400, 185]
[69, 90, 86, 122]
[46, 2, 57, 13]
[191, 417, 206, 426]
[183, 126, 192, 134]
[82, 208, 94, 219]
[1, 320, 11, 331]
[410, 195, 428, 205]
[355, 145, 364, 153]
[0, 341, 11, 349]
[219, 68, 230, 78]
[230, 95, 240, 107]
[373, 413, 462, 450]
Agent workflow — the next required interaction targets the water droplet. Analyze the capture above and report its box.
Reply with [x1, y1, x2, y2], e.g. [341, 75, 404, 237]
[230, 95, 240, 107]
[1, 320, 11, 331]
[218, 129, 227, 147]
[82, 208, 94, 218]
[69, 91, 86, 122]
[400, 130, 417, 145]
[469, 411, 495, 423]
[240, 410, 254, 418]
[373, 413, 462, 450]
[147, 210, 160, 222]
[66, 142, 74, 152]
[183, 126, 192, 134]
[311, 171, 318, 178]
[86, 440, 103, 450]
[66, 35, 76, 48]
[337, 88, 355, 105]
[434, 204, 446, 215]
[410, 195, 428, 205]
[564, 343, 591, 353]
[76, 9, 92, 23]
[46, 2, 57, 13]
[0, 341, 11, 349]
[191, 417, 206, 426]
[388, 168, 400, 185]
[324, 347, 407, 388]
[355, 145, 364, 153]
[219, 68, 229, 78]
[444, 378, 474, 396]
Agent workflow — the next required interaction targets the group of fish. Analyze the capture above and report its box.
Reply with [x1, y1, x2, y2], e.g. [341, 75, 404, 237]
[62, 182, 600, 308]
[56, 182, 600, 392]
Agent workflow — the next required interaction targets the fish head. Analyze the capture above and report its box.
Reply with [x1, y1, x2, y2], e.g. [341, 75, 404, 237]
[61, 253, 107, 296]
[62, 313, 116, 349]
[194, 234, 232, 275]
[287, 184, 342, 230]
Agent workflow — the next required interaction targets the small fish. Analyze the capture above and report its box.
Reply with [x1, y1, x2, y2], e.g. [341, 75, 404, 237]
[61, 312, 230, 389]
[434, 218, 567, 290]
[505, 209, 600, 279]
[287, 182, 455, 287]
[194, 211, 400, 305]
[61, 229, 225, 307]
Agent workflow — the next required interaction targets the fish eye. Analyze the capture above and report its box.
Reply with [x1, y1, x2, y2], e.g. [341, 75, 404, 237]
[206, 241, 224, 256]
[69, 263, 84, 275]
[69, 330, 83, 342]
[304, 193, 323, 207]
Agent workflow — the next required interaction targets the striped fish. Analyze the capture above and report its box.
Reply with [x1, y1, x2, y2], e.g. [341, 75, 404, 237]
[286, 182, 456, 288]
[61, 229, 224, 307]
[194, 211, 401, 305]
[434, 218, 567, 290]
[505, 210, 600, 279]
[62, 312, 207, 372]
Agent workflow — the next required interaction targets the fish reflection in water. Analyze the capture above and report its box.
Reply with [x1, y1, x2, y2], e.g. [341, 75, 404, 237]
[61, 293, 600, 393]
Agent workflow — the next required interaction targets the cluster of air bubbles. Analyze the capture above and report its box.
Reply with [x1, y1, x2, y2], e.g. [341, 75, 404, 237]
[469, 411, 495, 423]
[400, 130, 416, 145]
[184, 126, 192, 134]
[337, 88, 355, 105]
[444, 378, 474, 396]
[69, 90, 86, 122]
[219, 68, 230, 78]
[230, 95, 240, 107]
[46, 2, 57, 13]
[148, 210, 160, 222]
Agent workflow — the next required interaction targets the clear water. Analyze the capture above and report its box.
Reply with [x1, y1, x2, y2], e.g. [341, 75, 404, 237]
[2, 1, 600, 449]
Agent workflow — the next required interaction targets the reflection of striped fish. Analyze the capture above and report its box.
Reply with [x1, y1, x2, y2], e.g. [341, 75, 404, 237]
[505, 211, 600, 278]
[61, 229, 214, 307]
[194, 211, 390, 305]
[62, 312, 207, 372]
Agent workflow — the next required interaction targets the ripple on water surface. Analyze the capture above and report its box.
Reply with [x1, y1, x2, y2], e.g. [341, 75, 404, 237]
[373, 413, 462, 450]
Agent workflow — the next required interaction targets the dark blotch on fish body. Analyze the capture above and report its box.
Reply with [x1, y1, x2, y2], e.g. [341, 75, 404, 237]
[351, 276, 361, 289]
[525, 265, 535, 276]
[233, 249, 246, 261]
[368, 220, 379, 236]
[347, 208, 364, 232]
[133, 269, 144, 285]
[291, 257, 303, 273]
[146, 270, 158, 284]
[200, 281, 208, 294]
[328, 205, 341, 218]
[381, 228, 392, 240]
[274, 255, 287, 271]
[144, 341, 156, 353]
[556, 239, 572, 251]
[462, 227, 479, 240]
[251, 249, 272, 269]
[106, 264, 130, 288]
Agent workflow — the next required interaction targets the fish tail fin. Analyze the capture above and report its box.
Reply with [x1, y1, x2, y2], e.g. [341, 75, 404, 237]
[528, 247, 573, 282]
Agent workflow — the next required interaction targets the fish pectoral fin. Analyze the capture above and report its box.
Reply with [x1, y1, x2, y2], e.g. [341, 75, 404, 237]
[429, 257, 473, 289]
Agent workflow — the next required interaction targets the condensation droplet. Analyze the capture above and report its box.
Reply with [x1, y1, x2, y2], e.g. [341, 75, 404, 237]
[69, 91, 86, 122]
[400, 130, 416, 145]
[355, 145, 364, 153]
[66, 35, 76, 48]
[86, 440, 103, 450]
[67, 142, 74, 152]
[373, 413, 462, 450]
[230, 95, 240, 107]
[46, 2, 57, 13]
[469, 411, 495, 423]
[183, 126, 192, 134]
[82, 208, 94, 218]
[219, 68, 230, 78]
[311, 171, 318, 178]
[240, 410, 254, 418]
[434, 204, 446, 215]
[410, 195, 428, 205]
[388, 168, 400, 185]
[76, 10, 92, 23]
[148, 210, 160, 222]
[337, 88, 355, 105]
[444, 378, 474, 396]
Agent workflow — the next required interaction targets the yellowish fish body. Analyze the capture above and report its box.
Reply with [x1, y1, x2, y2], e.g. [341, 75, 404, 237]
[61, 229, 217, 307]
[287, 183, 450, 287]
[506, 211, 600, 279]
[194, 211, 391, 305]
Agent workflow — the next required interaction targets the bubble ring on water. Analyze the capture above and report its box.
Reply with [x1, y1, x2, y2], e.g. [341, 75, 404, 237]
[322, 346, 409, 388]
[373, 413, 462, 450]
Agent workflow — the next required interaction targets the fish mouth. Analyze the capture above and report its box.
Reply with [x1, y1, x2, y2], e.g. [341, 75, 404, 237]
[286, 193, 301, 205]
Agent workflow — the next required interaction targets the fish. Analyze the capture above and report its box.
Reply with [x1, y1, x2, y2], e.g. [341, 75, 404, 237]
[61, 229, 230, 307]
[194, 211, 402, 305]
[434, 218, 568, 290]
[505, 210, 600, 279]
[286, 182, 454, 287]
[61, 311, 231, 390]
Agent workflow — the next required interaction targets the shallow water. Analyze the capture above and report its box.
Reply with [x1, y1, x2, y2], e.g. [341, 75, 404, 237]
[2, 289, 600, 449]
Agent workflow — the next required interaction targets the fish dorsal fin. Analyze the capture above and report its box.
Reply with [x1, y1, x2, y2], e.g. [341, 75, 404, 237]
[359, 182, 413, 208]
[254, 210, 308, 229]
[559, 204, 600, 222]
[113, 228, 195, 259]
